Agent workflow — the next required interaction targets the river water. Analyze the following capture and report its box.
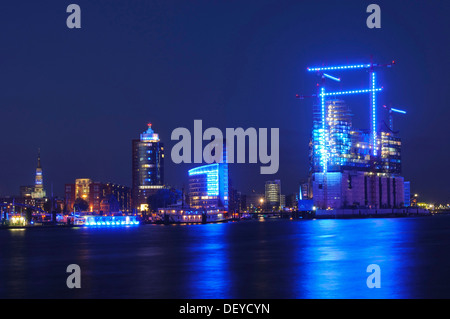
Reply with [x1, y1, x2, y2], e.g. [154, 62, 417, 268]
[1, 215, 450, 299]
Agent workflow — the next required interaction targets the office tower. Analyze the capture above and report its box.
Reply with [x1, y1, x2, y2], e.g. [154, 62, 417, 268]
[188, 163, 229, 210]
[265, 180, 281, 211]
[188, 138, 228, 211]
[132, 123, 165, 211]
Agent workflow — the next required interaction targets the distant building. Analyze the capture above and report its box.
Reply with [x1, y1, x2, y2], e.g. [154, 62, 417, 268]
[65, 179, 131, 213]
[265, 180, 281, 211]
[89, 181, 104, 212]
[75, 178, 92, 202]
[64, 184, 76, 212]
[404, 181, 411, 207]
[132, 123, 165, 211]
[19, 185, 36, 208]
[246, 192, 264, 211]
[100, 194, 120, 214]
[103, 183, 132, 212]
[299, 182, 311, 200]
[280, 194, 286, 209]
[20, 185, 34, 198]
[228, 187, 244, 213]
[285, 193, 298, 210]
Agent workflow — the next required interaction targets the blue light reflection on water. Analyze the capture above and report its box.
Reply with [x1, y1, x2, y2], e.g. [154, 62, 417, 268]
[185, 223, 231, 298]
[2, 216, 450, 298]
[295, 218, 415, 298]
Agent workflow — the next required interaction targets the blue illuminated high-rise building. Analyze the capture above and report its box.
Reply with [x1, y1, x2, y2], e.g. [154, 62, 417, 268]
[132, 123, 164, 211]
[188, 141, 228, 210]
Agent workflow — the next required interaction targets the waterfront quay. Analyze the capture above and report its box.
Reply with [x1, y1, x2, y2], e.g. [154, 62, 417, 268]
[0, 207, 433, 230]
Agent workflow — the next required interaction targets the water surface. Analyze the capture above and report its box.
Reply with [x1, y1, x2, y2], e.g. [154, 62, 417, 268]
[1, 216, 449, 298]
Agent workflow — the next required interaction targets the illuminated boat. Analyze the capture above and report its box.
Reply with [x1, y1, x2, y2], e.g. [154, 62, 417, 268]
[82, 215, 140, 227]
[155, 209, 228, 224]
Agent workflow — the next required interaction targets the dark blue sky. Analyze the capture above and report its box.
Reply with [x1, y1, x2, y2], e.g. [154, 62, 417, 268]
[0, 1, 449, 202]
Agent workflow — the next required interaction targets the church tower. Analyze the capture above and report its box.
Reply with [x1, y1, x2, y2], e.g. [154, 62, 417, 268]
[32, 148, 46, 199]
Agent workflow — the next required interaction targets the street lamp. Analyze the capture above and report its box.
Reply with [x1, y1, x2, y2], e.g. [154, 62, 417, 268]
[259, 198, 265, 212]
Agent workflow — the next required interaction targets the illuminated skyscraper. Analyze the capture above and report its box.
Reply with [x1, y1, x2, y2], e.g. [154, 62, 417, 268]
[132, 123, 165, 211]
[31, 149, 46, 199]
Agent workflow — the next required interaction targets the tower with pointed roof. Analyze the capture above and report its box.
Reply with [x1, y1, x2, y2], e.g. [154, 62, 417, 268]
[32, 148, 46, 199]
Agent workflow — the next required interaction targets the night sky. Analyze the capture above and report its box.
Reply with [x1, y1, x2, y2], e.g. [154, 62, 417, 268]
[0, 1, 448, 203]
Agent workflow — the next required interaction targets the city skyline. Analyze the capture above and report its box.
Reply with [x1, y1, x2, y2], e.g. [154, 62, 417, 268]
[0, 1, 448, 203]
[2, 0, 450, 303]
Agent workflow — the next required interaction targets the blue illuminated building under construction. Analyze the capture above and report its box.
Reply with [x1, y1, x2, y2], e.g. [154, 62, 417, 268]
[300, 60, 410, 210]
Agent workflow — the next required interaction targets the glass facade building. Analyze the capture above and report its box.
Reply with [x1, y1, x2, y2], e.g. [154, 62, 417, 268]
[132, 123, 164, 211]
[188, 163, 229, 210]
[265, 180, 281, 211]
[310, 98, 405, 209]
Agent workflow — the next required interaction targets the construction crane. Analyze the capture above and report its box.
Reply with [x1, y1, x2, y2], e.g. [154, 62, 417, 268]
[383, 105, 406, 134]
[296, 71, 341, 99]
